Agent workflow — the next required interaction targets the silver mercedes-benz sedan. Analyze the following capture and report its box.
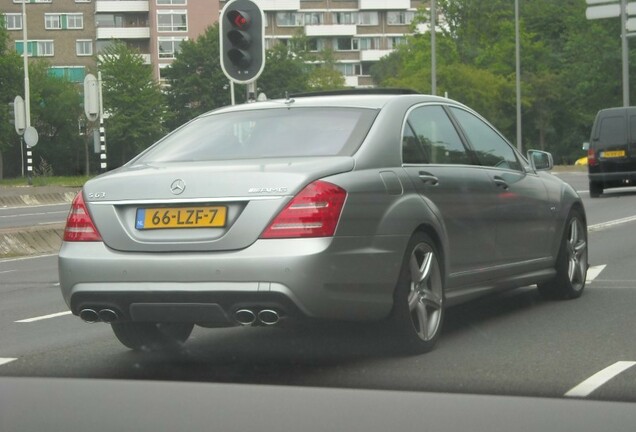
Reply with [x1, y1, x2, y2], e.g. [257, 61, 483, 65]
[59, 91, 588, 353]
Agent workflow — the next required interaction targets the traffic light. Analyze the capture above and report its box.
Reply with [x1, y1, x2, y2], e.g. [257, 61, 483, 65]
[220, 0, 265, 84]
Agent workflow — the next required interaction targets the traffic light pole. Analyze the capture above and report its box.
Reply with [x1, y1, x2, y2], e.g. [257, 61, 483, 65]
[247, 81, 256, 102]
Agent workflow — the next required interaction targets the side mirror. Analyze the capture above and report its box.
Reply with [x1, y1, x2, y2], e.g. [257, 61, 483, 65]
[527, 149, 553, 171]
[582, 142, 589, 151]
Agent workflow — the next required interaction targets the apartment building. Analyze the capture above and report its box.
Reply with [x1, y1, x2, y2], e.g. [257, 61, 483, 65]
[220, 0, 424, 87]
[3, 1, 423, 87]
[3, 0, 219, 82]
[3, 0, 96, 82]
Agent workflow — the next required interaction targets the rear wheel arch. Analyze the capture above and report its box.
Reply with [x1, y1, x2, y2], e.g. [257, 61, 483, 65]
[412, 224, 447, 282]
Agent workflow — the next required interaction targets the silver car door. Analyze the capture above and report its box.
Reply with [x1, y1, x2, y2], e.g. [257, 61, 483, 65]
[401, 104, 499, 290]
[449, 107, 552, 268]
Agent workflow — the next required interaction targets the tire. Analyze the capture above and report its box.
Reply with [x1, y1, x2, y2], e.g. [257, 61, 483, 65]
[589, 181, 602, 198]
[537, 209, 588, 300]
[111, 322, 194, 351]
[391, 232, 445, 354]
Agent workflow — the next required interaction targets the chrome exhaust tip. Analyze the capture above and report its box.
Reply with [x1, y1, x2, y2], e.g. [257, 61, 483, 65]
[235, 309, 256, 326]
[98, 309, 118, 323]
[79, 309, 99, 323]
[257, 309, 279, 326]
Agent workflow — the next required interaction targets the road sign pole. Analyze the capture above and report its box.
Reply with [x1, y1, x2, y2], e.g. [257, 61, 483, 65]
[26, 146, 32, 186]
[98, 71, 107, 172]
[622, 0, 630, 106]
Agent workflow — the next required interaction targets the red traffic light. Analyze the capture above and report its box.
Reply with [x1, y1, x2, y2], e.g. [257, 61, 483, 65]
[228, 10, 250, 29]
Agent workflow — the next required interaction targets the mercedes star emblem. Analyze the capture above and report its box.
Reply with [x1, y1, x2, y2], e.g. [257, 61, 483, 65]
[170, 179, 186, 195]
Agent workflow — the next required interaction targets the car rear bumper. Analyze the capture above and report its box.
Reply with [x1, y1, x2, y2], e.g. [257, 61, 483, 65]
[588, 165, 636, 184]
[58, 236, 407, 324]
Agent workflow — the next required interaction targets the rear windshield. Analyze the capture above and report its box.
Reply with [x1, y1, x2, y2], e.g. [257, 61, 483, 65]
[134, 107, 378, 163]
[596, 115, 626, 148]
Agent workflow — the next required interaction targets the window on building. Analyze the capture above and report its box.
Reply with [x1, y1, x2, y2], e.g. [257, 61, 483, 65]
[67, 14, 84, 29]
[332, 12, 357, 25]
[335, 63, 361, 76]
[336, 37, 358, 51]
[387, 11, 415, 25]
[158, 37, 186, 59]
[76, 40, 93, 56]
[157, 0, 186, 4]
[358, 37, 381, 50]
[45, 13, 84, 30]
[387, 36, 406, 49]
[4, 13, 22, 30]
[49, 66, 86, 82]
[304, 12, 323, 25]
[358, 11, 379, 26]
[276, 12, 303, 26]
[45, 14, 62, 30]
[306, 38, 325, 52]
[157, 11, 187, 32]
[15, 40, 54, 57]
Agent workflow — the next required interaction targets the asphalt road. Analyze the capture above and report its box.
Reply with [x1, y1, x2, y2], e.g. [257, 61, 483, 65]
[1, 171, 636, 403]
[0, 203, 70, 230]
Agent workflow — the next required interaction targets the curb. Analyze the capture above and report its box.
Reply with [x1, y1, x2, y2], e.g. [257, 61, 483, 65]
[0, 224, 64, 258]
[0, 189, 77, 258]
[0, 192, 77, 208]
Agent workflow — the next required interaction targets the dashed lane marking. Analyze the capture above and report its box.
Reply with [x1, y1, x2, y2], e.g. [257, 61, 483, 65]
[586, 265, 606, 283]
[565, 361, 636, 398]
[0, 358, 17, 367]
[588, 215, 636, 232]
[15, 311, 72, 323]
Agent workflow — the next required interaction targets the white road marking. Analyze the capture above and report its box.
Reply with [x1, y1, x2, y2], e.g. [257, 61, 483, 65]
[0, 358, 17, 367]
[15, 311, 72, 323]
[0, 210, 68, 219]
[588, 215, 636, 232]
[586, 265, 606, 283]
[0, 270, 16, 275]
[565, 361, 636, 397]
[0, 253, 57, 264]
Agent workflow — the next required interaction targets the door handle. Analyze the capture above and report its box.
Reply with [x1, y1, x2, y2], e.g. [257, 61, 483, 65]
[418, 172, 439, 186]
[493, 176, 509, 190]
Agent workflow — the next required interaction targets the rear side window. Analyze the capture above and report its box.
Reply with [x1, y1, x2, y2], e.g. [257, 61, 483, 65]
[402, 105, 470, 164]
[135, 107, 377, 162]
[597, 116, 626, 148]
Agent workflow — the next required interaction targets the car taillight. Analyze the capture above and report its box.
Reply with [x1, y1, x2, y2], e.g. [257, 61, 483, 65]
[587, 149, 597, 167]
[63, 192, 103, 242]
[260, 180, 347, 239]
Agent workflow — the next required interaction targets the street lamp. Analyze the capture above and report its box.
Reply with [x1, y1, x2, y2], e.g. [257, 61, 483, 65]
[515, 0, 522, 152]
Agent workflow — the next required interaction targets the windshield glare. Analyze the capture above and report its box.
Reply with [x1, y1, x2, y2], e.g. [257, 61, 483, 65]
[136, 107, 377, 162]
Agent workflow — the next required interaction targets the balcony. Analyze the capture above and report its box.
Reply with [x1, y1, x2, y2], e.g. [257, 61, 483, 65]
[344, 76, 359, 87]
[259, 0, 300, 11]
[359, 0, 409, 9]
[96, 1, 149, 13]
[97, 27, 150, 39]
[306, 25, 356, 37]
[360, 49, 392, 61]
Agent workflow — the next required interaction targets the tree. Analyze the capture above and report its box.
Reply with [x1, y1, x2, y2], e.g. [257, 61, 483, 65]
[371, 0, 629, 163]
[99, 41, 166, 167]
[306, 47, 346, 91]
[29, 63, 84, 176]
[257, 41, 310, 99]
[163, 24, 231, 131]
[0, 21, 23, 179]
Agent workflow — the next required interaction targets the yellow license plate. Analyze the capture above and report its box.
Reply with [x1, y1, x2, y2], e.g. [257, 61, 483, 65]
[135, 206, 227, 230]
[601, 150, 626, 158]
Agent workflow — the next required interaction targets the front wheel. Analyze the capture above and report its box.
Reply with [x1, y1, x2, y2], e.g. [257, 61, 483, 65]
[537, 209, 588, 300]
[111, 322, 194, 351]
[391, 232, 445, 353]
